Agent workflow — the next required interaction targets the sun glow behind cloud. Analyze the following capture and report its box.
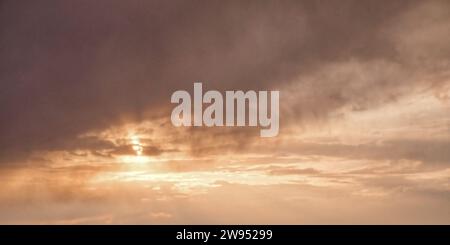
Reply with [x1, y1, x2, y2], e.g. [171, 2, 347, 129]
[0, 0, 449, 224]
[7, 87, 444, 223]
[130, 135, 144, 156]
[118, 155, 154, 164]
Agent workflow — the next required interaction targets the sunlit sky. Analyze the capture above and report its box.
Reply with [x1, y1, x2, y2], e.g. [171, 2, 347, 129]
[0, 0, 449, 224]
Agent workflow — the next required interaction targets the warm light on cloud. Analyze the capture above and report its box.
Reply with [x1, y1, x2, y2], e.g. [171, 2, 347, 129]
[0, 0, 449, 224]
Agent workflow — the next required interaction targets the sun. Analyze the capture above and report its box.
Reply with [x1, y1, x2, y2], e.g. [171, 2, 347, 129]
[117, 135, 153, 164]
[130, 135, 144, 156]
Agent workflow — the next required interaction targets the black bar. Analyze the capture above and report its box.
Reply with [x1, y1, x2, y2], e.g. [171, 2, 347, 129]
[0, 225, 448, 243]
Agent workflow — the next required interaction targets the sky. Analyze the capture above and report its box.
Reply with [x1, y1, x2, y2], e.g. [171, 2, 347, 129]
[0, 0, 449, 224]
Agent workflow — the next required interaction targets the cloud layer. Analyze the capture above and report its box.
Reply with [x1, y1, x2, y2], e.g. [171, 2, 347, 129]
[0, 0, 449, 224]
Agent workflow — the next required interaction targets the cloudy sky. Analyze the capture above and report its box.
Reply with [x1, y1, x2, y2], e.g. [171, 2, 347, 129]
[0, 0, 449, 224]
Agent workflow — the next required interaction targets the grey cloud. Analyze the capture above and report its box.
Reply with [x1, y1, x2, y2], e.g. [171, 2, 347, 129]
[0, 0, 449, 162]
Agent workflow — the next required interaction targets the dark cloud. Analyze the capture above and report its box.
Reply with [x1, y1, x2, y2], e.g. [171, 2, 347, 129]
[110, 144, 163, 156]
[0, 0, 449, 162]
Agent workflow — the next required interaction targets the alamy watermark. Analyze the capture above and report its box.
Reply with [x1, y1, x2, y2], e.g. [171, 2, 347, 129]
[171, 83, 279, 137]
